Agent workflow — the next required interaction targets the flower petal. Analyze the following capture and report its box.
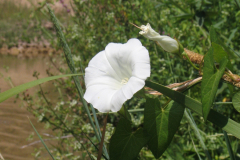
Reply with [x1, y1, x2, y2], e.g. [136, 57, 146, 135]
[121, 77, 145, 99]
[85, 51, 122, 84]
[132, 63, 151, 80]
[110, 88, 127, 112]
[110, 77, 145, 112]
[84, 85, 116, 113]
[105, 39, 144, 79]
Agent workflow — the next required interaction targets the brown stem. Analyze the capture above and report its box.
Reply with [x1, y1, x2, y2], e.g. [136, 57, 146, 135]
[146, 77, 202, 96]
[183, 48, 240, 88]
[97, 113, 108, 160]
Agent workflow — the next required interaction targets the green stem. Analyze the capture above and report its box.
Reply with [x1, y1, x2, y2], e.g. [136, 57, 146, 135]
[47, 5, 109, 159]
[223, 130, 236, 160]
[213, 102, 233, 105]
[188, 130, 202, 160]
[128, 108, 144, 113]
[182, 52, 200, 70]
[184, 110, 212, 160]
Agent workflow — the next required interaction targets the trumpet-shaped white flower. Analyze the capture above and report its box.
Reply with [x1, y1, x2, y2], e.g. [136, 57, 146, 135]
[139, 23, 179, 54]
[84, 39, 150, 113]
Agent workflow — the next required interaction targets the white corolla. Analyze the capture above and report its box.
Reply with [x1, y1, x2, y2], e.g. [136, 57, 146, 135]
[84, 38, 150, 113]
[139, 23, 179, 54]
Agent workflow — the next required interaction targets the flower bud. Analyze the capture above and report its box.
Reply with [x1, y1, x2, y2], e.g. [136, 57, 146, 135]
[139, 23, 179, 54]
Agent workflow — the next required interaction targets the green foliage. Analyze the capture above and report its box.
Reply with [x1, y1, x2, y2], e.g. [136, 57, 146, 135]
[118, 105, 131, 121]
[3, 0, 240, 159]
[145, 80, 240, 139]
[109, 118, 149, 160]
[144, 99, 184, 158]
[233, 91, 240, 112]
[201, 46, 228, 120]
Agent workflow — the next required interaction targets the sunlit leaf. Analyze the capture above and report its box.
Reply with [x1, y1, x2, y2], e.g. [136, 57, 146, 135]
[144, 99, 184, 158]
[109, 118, 149, 160]
[201, 47, 228, 120]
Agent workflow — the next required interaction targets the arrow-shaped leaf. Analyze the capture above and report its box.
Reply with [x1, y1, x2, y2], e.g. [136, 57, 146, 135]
[109, 118, 149, 160]
[201, 47, 228, 120]
[144, 99, 184, 158]
[145, 80, 240, 139]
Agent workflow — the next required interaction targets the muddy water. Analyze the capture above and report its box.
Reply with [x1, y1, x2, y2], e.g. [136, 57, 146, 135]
[0, 56, 60, 160]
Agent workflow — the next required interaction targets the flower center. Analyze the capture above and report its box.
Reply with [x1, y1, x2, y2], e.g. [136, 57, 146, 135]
[121, 78, 129, 85]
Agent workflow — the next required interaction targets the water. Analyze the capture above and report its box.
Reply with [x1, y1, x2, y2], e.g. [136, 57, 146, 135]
[0, 55, 59, 159]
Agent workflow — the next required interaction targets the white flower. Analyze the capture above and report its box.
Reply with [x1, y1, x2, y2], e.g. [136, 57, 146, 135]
[73, 55, 81, 62]
[139, 23, 179, 54]
[84, 39, 150, 113]
[70, 99, 77, 107]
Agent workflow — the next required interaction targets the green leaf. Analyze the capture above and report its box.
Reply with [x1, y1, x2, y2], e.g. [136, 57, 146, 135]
[201, 47, 228, 120]
[210, 26, 237, 62]
[223, 131, 236, 160]
[210, 26, 220, 44]
[0, 74, 82, 103]
[227, 27, 238, 45]
[118, 105, 131, 121]
[28, 117, 55, 160]
[145, 80, 240, 139]
[144, 99, 184, 158]
[233, 91, 240, 112]
[212, 42, 232, 71]
[109, 118, 149, 160]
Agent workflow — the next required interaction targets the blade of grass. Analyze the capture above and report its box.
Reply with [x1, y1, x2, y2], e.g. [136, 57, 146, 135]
[91, 105, 103, 139]
[0, 74, 83, 103]
[46, 4, 109, 159]
[29, 117, 95, 159]
[28, 117, 55, 160]
[188, 130, 202, 160]
[223, 130, 236, 160]
[185, 110, 211, 160]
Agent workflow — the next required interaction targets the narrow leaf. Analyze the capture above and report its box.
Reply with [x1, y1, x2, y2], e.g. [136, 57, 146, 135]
[109, 118, 149, 160]
[28, 117, 55, 160]
[201, 47, 228, 120]
[0, 74, 82, 103]
[233, 91, 240, 112]
[144, 99, 184, 158]
[145, 80, 240, 139]
[223, 131, 236, 160]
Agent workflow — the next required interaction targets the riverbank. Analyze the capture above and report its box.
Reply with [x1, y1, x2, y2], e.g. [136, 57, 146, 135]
[0, 0, 72, 58]
[0, 41, 61, 58]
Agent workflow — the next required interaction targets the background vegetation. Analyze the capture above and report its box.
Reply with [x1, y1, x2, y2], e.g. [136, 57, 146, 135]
[1, 0, 240, 159]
